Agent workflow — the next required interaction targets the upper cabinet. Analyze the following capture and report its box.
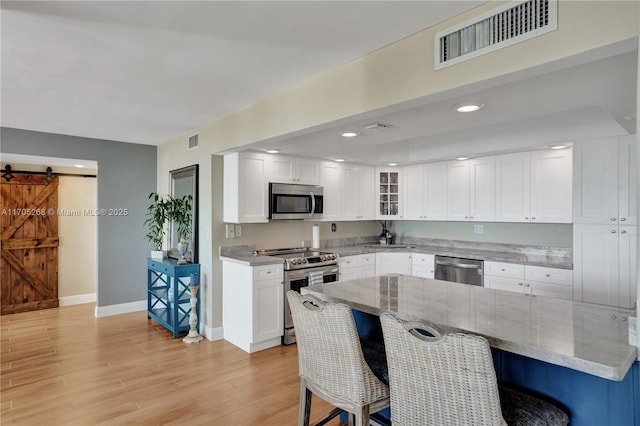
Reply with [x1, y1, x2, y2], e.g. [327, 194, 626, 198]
[320, 161, 375, 221]
[376, 168, 402, 219]
[343, 164, 375, 220]
[573, 136, 636, 225]
[270, 155, 320, 185]
[495, 149, 572, 223]
[404, 163, 447, 220]
[223, 151, 270, 223]
[447, 157, 495, 221]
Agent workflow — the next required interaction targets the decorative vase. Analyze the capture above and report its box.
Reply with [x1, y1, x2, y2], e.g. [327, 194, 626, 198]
[176, 240, 189, 264]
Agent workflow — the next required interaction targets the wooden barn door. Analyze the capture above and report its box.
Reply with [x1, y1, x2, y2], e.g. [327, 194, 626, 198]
[1, 174, 59, 314]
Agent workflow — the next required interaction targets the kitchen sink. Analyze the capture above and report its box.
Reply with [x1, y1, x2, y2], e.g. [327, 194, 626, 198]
[365, 244, 415, 249]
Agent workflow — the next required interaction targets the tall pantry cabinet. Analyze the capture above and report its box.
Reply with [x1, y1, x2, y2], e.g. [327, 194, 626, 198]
[572, 136, 637, 308]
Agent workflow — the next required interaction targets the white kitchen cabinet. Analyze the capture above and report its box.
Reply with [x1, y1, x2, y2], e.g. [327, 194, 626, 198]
[222, 261, 283, 353]
[573, 136, 636, 225]
[495, 149, 572, 223]
[529, 149, 573, 223]
[319, 161, 342, 221]
[344, 164, 375, 220]
[376, 168, 402, 219]
[339, 254, 375, 280]
[573, 224, 636, 308]
[403, 162, 447, 220]
[223, 151, 270, 223]
[484, 261, 572, 300]
[375, 252, 412, 275]
[411, 253, 435, 278]
[447, 157, 494, 221]
[270, 155, 320, 185]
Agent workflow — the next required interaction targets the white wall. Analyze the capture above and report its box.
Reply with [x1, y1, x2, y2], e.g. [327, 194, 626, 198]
[58, 176, 98, 304]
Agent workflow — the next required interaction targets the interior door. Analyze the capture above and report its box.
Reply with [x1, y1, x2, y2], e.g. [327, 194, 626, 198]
[1, 174, 59, 314]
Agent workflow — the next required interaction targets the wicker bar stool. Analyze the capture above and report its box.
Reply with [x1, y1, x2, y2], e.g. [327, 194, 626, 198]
[380, 312, 569, 426]
[287, 291, 390, 426]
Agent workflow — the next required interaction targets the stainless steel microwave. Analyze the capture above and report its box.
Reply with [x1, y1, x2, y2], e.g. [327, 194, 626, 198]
[269, 183, 323, 220]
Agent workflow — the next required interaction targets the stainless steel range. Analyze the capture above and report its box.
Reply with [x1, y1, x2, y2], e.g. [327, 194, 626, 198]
[255, 247, 339, 345]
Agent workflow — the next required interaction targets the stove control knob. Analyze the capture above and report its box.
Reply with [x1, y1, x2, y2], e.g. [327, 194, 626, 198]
[301, 258, 308, 264]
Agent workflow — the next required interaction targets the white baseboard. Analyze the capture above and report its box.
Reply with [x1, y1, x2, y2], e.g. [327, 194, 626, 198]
[95, 300, 146, 317]
[202, 325, 223, 341]
[59, 293, 96, 306]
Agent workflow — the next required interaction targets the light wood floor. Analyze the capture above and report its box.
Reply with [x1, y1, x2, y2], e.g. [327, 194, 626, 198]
[1, 303, 341, 425]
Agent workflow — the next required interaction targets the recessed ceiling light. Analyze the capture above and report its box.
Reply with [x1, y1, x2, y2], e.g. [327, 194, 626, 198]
[550, 145, 567, 150]
[74, 164, 86, 168]
[455, 103, 484, 113]
[265, 149, 280, 154]
[456, 156, 469, 161]
[334, 158, 345, 162]
[388, 163, 398, 166]
[341, 131, 358, 138]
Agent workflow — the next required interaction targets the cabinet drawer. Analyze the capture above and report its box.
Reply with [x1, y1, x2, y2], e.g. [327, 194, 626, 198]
[253, 264, 283, 281]
[412, 253, 434, 266]
[485, 261, 524, 279]
[340, 254, 374, 269]
[485, 275, 524, 292]
[525, 265, 572, 285]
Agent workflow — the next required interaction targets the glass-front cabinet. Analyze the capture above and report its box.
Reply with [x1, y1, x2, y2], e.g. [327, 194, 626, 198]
[376, 168, 402, 218]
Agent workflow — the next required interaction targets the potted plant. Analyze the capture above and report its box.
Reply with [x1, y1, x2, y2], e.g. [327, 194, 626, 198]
[144, 193, 171, 259]
[169, 194, 193, 264]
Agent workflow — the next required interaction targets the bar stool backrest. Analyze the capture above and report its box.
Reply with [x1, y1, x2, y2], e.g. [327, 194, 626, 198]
[380, 312, 507, 426]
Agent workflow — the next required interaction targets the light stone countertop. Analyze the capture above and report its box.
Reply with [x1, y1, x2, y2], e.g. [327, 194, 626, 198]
[303, 274, 637, 381]
[219, 240, 572, 269]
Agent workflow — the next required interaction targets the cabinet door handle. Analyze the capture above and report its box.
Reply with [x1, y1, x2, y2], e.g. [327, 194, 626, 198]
[611, 230, 617, 234]
[531, 217, 536, 220]
[500, 268, 506, 271]
[611, 217, 617, 221]
[525, 283, 530, 287]
[545, 273, 550, 278]
[621, 217, 626, 222]
[621, 230, 627, 234]
[518, 282, 524, 286]
[524, 216, 529, 220]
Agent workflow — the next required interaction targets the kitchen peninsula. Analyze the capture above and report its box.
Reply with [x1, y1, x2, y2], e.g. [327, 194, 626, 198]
[303, 274, 639, 426]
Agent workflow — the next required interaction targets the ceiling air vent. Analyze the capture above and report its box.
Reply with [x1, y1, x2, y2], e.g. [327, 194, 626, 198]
[364, 123, 392, 132]
[188, 133, 199, 150]
[435, 0, 557, 70]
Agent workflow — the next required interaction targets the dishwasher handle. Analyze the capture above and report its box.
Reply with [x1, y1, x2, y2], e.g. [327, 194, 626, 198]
[435, 260, 481, 269]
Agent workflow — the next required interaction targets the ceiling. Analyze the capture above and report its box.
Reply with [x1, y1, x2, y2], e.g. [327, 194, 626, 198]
[1, 1, 637, 167]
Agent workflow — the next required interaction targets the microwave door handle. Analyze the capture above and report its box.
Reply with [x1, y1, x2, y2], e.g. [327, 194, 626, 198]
[310, 192, 315, 216]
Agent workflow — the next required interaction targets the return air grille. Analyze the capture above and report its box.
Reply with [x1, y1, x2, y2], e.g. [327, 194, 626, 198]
[188, 133, 199, 150]
[435, 0, 557, 70]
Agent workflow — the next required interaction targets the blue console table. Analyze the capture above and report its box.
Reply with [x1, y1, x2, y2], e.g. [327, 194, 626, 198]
[147, 258, 200, 338]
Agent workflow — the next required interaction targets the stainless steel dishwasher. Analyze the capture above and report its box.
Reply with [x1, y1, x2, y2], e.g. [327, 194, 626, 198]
[434, 255, 484, 286]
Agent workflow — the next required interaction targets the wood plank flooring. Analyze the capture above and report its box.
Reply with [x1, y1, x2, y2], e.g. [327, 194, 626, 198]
[1, 303, 341, 425]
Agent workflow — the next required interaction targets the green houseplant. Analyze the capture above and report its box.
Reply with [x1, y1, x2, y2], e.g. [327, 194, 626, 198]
[144, 193, 172, 259]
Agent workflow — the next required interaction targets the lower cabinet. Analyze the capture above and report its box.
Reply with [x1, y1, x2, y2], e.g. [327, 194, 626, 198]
[375, 252, 412, 275]
[222, 261, 283, 353]
[573, 224, 637, 308]
[412, 253, 435, 278]
[339, 254, 375, 280]
[484, 261, 573, 300]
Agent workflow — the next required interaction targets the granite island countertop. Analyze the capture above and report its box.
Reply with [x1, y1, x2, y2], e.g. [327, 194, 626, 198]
[302, 274, 637, 381]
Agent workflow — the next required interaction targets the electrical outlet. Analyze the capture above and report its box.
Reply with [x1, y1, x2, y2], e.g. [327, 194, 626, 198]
[473, 224, 483, 234]
[235, 224, 242, 237]
[225, 223, 235, 239]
